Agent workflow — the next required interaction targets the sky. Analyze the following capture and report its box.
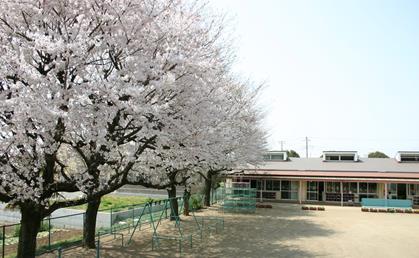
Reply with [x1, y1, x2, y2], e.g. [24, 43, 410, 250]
[210, 0, 419, 158]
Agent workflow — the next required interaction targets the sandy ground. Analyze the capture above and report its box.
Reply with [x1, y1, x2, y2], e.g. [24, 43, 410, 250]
[40, 203, 419, 258]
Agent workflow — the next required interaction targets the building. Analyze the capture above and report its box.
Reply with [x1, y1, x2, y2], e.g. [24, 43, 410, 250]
[227, 151, 419, 206]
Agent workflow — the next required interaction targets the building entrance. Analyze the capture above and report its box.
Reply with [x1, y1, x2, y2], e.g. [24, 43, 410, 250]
[397, 184, 407, 199]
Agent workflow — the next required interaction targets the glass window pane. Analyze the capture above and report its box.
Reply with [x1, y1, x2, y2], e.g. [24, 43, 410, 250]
[410, 184, 419, 196]
[368, 183, 377, 193]
[359, 183, 368, 193]
[281, 181, 290, 191]
[281, 191, 290, 199]
[341, 155, 355, 160]
[343, 183, 350, 193]
[326, 182, 333, 192]
[266, 180, 272, 190]
[389, 183, 397, 193]
[308, 181, 317, 191]
[290, 192, 298, 200]
[291, 181, 299, 191]
[273, 180, 281, 191]
[326, 155, 339, 160]
[350, 183, 358, 193]
[256, 180, 263, 190]
[271, 154, 284, 160]
[307, 192, 317, 200]
[328, 182, 340, 193]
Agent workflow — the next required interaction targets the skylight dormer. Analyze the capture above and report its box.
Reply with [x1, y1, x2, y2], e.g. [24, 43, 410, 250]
[396, 151, 419, 162]
[263, 151, 288, 161]
[323, 151, 359, 162]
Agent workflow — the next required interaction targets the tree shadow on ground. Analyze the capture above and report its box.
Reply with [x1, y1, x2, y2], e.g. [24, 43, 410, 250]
[41, 203, 335, 258]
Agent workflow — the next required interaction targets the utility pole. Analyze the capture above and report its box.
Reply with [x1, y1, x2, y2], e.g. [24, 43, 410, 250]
[279, 141, 285, 151]
[305, 136, 310, 158]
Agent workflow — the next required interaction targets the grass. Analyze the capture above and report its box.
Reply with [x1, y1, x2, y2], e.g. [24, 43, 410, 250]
[71, 195, 156, 212]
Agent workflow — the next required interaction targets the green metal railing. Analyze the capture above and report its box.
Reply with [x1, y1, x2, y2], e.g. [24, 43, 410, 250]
[0, 191, 225, 258]
[0, 197, 186, 258]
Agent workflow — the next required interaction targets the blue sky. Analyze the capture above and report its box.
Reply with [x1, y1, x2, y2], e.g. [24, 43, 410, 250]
[210, 0, 419, 157]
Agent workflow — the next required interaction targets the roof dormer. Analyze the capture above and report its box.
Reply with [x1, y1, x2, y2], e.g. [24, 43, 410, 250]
[323, 151, 359, 162]
[263, 151, 288, 161]
[396, 151, 419, 163]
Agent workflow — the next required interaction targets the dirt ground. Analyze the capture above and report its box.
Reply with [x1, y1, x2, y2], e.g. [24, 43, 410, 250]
[40, 203, 419, 258]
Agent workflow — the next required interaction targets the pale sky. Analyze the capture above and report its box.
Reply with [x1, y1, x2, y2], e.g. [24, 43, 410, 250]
[210, 0, 419, 158]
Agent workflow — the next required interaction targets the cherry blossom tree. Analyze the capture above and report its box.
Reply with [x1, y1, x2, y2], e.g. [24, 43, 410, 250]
[0, 0, 226, 255]
[0, 1, 266, 257]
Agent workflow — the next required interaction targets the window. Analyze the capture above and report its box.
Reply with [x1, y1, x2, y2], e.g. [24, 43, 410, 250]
[307, 181, 318, 201]
[281, 181, 290, 191]
[266, 180, 273, 191]
[359, 183, 378, 201]
[323, 151, 358, 162]
[263, 151, 287, 161]
[409, 184, 419, 196]
[359, 183, 368, 193]
[326, 182, 340, 193]
[342, 182, 358, 193]
[368, 183, 377, 193]
[250, 180, 257, 189]
[350, 183, 358, 193]
[326, 155, 339, 161]
[397, 152, 419, 162]
[256, 180, 263, 190]
[389, 183, 397, 194]
[271, 154, 284, 160]
[273, 180, 281, 191]
[281, 181, 298, 200]
[308, 181, 318, 191]
[401, 155, 419, 162]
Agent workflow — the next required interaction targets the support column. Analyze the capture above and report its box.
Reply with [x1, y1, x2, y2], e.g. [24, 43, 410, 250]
[340, 182, 343, 207]
[299, 181, 302, 204]
[385, 183, 388, 207]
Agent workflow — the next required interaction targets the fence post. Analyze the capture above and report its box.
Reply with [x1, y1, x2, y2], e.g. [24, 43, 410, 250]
[48, 216, 51, 249]
[57, 247, 62, 258]
[83, 212, 86, 246]
[110, 208, 113, 234]
[96, 236, 100, 258]
[2, 225, 5, 258]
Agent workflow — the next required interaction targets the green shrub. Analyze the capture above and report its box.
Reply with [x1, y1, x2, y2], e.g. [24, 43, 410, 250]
[12, 221, 51, 237]
[13, 225, 20, 237]
[39, 221, 52, 232]
[190, 195, 203, 210]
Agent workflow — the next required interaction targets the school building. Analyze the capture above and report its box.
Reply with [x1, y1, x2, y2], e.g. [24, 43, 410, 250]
[227, 151, 419, 206]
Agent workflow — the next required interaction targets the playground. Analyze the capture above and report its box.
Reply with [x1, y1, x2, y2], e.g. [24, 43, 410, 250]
[37, 202, 419, 258]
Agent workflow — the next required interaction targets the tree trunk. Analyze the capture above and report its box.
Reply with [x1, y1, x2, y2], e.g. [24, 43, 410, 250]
[17, 206, 43, 258]
[167, 186, 179, 221]
[183, 189, 191, 216]
[204, 173, 213, 207]
[83, 196, 101, 249]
